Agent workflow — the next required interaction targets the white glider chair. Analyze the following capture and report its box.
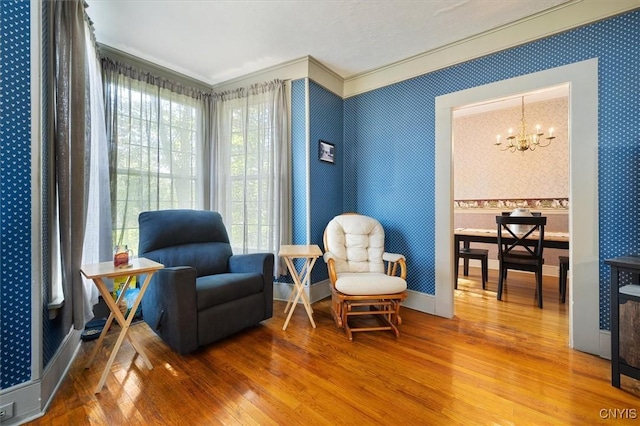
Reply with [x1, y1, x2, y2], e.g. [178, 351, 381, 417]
[323, 213, 408, 340]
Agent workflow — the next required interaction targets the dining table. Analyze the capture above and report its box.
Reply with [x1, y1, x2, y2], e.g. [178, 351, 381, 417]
[454, 227, 570, 256]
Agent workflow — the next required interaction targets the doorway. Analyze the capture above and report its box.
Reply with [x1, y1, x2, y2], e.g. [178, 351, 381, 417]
[434, 59, 602, 356]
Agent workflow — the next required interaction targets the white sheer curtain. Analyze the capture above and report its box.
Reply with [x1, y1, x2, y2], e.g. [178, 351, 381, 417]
[102, 64, 205, 254]
[80, 22, 112, 324]
[211, 80, 291, 275]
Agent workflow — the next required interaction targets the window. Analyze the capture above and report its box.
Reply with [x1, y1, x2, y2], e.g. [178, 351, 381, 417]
[227, 104, 276, 253]
[214, 84, 288, 260]
[108, 79, 201, 253]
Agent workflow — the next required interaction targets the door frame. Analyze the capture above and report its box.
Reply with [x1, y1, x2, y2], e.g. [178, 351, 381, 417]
[434, 58, 601, 355]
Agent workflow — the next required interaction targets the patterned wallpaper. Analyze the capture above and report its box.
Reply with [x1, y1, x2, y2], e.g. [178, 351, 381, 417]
[343, 11, 640, 331]
[1, 0, 33, 389]
[454, 97, 569, 200]
[3, 4, 639, 393]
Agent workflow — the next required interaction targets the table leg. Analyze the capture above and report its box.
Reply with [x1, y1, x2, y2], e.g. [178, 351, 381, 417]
[282, 281, 304, 330]
[284, 260, 309, 314]
[123, 272, 155, 370]
[282, 257, 317, 330]
[611, 266, 621, 388]
[85, 277, 124, 369]
[297, 257, 317, 324]
[87, 273, 157, 392]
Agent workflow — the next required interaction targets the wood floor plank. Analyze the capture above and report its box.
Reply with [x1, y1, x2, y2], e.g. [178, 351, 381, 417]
[26, 268, 640, 425]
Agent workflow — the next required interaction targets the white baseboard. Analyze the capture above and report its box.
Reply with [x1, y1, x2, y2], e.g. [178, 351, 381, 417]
[40, 329, 81, 412]
[274, 279, 331, 304]
[600, 329, 611, 360]
[0, 328, 81, 425]
[402, 289, 436, 315]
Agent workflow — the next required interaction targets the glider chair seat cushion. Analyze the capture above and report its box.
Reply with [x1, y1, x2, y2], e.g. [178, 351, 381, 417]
[323, 213, 408, 341]
[138, 209, 274, 354]
[334, 272, 407, 296]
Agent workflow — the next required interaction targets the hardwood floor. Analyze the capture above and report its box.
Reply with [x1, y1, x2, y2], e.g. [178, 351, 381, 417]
[27, 269, 640, 425]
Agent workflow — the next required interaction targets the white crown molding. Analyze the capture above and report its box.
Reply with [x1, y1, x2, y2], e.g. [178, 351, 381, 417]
[211, 56, 311, 93]
[212, 55, 345, 98]
[343, 0, 640, 98]
[307, 57, 344, 98]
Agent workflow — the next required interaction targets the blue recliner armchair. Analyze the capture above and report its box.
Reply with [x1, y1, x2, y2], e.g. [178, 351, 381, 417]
[138, 209, 274, 354]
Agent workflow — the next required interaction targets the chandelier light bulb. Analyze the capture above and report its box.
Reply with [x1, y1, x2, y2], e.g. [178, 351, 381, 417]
[493, 96, 555, 153]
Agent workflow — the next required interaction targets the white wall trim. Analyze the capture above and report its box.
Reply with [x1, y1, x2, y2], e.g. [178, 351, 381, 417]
[307, 57, 344, 98]
[274, 279, 330, 304]
[600, 330, 611, 360]
[39, 329, 81, 414]
[30, 0, 43, 384]
[304, 78, 311, 244]
[0, 382, 41, 426]
[212, 56, 344, 99]
[402, 289, 436, 315]
[0, 329, 81, 425]
[211, 56, 310, 93]
[435, 58, 600, 355]
[343, 0, 639, 98]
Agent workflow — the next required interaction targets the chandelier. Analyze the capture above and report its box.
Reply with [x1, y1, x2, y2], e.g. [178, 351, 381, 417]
[493, 96, 555, 152]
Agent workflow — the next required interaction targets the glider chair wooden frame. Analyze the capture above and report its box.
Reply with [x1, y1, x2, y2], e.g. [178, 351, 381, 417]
[323, 213, 408, 341]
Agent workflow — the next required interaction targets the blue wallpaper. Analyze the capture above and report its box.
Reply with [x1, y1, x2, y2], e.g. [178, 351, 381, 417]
[2, 5, 638, 393]
[343, 11, 640, 329]
[308, 80, 344, 283]
[1, 0, 33, 389]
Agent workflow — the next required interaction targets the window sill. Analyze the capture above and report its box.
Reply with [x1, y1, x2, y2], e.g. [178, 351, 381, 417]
[48, 296, 65, 319]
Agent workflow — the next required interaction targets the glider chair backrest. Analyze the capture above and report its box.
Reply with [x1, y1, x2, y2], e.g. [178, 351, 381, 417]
[323, 213, 408, 341]
[323, 213, 386, 274]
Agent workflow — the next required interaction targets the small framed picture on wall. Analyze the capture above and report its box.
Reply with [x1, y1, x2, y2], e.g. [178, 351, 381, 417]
[318, 140, 335, 164]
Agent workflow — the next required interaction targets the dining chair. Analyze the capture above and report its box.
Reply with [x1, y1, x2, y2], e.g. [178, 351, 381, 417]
[496, 215, 547, 308]
[559, 255, 569, 303]
[455, 247, 488, 289]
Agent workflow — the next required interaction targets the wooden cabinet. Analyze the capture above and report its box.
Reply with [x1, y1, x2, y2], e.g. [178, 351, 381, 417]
[606, 255, 640, 388]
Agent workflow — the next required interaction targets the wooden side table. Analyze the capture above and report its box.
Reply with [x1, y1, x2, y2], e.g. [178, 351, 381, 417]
[605, 255, 640, 388]
[279, 244, 323, 330]
[81, 257, 164, 393]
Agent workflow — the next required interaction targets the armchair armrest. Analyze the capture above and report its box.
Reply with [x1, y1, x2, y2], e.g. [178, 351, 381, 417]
[141, 266, 198, 355]
[323, 252, 338, 285]
[383, 252, 407, 279]
[323, 252, 337, 263]
[383, 252, 405, 262]
[228, 252, 274, 318]
[229, 253, 274, 276]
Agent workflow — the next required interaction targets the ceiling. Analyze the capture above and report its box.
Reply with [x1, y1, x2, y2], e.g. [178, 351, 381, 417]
[85, 0, 572, 87]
